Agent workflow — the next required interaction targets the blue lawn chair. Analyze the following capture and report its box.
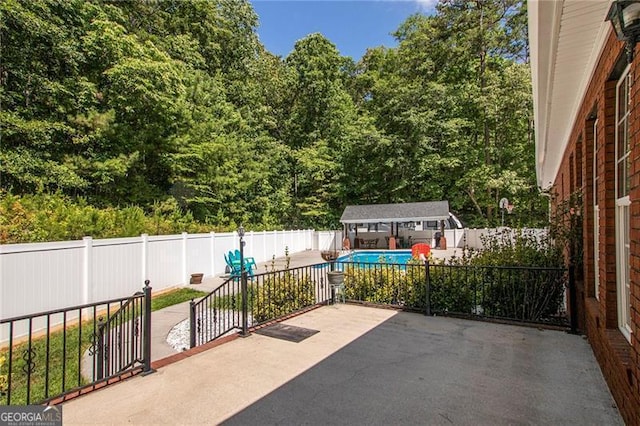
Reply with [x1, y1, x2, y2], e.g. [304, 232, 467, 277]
[227, 251, 255, 277]
[233, 249, 257, 271]
[224, 252, 242, 277]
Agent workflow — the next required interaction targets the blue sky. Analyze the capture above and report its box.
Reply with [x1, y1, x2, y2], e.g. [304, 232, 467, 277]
[250, 1, 437, 60]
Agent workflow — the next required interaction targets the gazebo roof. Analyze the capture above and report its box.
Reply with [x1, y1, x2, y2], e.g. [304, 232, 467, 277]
[339, 201, 450, 224]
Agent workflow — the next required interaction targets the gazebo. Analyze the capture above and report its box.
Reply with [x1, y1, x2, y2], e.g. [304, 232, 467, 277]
[339, 201, 453, 249]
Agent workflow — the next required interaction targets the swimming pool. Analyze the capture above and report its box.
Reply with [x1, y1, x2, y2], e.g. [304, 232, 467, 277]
[337, 250, 413, 265]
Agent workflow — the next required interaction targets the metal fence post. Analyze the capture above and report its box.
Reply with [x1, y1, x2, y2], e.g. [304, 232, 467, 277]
[568, 264, 578, 334]
[425, 260, 431, 316]
[96, 318, 105, 380]
[142, 280, 155, 375]
[189, 299, 196, 349]
[241, 270, 249, 336]
[239, 227, 249, 337]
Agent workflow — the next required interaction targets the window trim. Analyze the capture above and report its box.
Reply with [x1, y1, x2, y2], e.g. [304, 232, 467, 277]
[614, 66, 632, 342]
[593, 118, 600, 301]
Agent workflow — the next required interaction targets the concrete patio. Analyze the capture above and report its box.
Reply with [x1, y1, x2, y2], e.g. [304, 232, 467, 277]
[63, 304, 622, 425]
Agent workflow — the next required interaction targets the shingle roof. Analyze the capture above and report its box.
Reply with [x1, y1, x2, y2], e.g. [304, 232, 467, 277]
[340, 201, 450, 223]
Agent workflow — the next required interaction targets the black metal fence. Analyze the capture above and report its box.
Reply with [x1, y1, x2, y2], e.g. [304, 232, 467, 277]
[0, 283, 153, 406]
[189, 275, 243, 347]
[0, 260, 572, 405]
[189, 260, 571, 349]
[338, 260, 570, 327]
[190, 263, 333, 348]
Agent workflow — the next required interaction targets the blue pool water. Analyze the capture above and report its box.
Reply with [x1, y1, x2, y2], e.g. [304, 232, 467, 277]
[337, 250, 413, 265]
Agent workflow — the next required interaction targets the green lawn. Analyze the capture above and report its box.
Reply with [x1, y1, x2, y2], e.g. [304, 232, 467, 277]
[0, 287, 208, 405]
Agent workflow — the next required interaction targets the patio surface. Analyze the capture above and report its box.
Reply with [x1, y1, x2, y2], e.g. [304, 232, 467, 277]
[63, 304, 622, 425]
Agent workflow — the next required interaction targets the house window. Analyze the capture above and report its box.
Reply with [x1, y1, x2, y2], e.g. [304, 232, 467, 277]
[615, 67, 632, 341]
[593, 119, 600, 300]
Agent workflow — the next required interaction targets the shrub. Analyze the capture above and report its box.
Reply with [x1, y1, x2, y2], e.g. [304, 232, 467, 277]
[453, 229, 566, 322]
[428, 262, 476, 314]
[467, 228, 563, 268]
[478, 267, 566, 322]
[343, 260, 426, 309]
[251, 271, 316, 323]
[0, 192, 210, 243]
[339, 230, 566, 323]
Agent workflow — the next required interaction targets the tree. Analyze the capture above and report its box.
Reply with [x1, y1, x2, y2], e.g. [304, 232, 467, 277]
[282, 34, 361, 228]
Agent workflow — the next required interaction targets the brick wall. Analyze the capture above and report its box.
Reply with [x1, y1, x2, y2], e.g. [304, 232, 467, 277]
[552, 31, 640, 424]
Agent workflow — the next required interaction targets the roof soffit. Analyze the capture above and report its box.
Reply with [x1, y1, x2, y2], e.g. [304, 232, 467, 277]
[530, 0, 612, 189]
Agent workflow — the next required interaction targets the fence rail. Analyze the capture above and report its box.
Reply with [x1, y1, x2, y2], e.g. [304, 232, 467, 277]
[0, 284, 153, 406]
[189, 278, 243, 348]
[189, 258, 569, 349]
[190, 263, 333, 347]
[335, 260, 569, 327]
[1, 258, 570, 405]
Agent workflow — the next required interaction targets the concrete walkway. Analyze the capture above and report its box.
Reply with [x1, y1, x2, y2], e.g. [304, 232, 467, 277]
[64, 304, 622, 425]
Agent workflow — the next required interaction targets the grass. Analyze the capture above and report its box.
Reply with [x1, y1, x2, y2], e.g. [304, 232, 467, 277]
[151, 288, 209, 311]
[0, 287, 208, 405]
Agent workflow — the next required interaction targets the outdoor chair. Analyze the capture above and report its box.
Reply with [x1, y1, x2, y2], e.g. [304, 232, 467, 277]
[224, 252, 242, 277]
[388, 236, 397, 250]
[227, 250, 256, 276]
[225, 252, 255, 277]
[233, 249, 257, 271]
[411, 243, 431, 260]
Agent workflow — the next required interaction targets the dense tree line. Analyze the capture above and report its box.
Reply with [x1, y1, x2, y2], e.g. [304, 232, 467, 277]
[0, 0, 546, 242]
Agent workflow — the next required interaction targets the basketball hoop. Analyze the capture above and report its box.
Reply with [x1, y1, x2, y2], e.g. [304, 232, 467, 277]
[506, 204, 514, 214]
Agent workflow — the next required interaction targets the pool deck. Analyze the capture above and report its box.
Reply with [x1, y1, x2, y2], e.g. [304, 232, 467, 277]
[189, 247, 462, 293]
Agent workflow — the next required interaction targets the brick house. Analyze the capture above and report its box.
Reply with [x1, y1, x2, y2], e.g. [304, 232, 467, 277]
[529, 1, 639, 423]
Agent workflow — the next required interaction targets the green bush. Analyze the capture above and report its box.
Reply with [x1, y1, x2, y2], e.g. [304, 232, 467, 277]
[343, 262, 426, 309]
[250, 271, 316, 323]
[0, 355, 7, 397]
[428, 263, 476, 314]
[465, 228, 563, 268]
[0, 192, 212, 243]
[339, 230, 566, 323]
[464, 230, 565, 321]
[478, 267, 566, 322]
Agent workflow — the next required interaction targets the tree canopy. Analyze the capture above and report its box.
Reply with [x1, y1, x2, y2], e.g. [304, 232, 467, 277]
[1, 0, 545, 242]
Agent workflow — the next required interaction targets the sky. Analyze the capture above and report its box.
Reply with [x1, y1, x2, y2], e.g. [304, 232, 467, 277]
[250, 1, 437, 60]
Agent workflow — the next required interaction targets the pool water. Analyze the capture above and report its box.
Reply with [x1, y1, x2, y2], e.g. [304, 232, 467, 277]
[337, 250, 413, 265]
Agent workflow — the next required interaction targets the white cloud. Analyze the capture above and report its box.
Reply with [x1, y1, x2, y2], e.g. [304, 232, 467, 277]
[414, 0, 438, 11]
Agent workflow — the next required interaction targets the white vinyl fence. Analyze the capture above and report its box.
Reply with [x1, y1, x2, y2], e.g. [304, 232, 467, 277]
[461, 228, 549, 249]
[1, 227, 545, 343]
[0, 230, 315, 322]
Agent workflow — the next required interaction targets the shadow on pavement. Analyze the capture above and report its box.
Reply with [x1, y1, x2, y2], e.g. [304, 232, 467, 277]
[222, 312, 621, 426]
